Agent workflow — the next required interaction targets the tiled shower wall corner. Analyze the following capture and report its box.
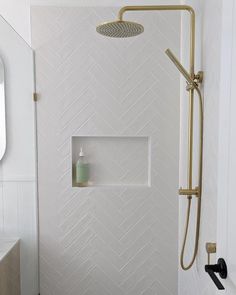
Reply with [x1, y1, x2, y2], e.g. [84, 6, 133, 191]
[32, 7, 180, 295]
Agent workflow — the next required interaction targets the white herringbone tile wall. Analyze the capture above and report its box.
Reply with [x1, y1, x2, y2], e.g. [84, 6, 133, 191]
[32, 7, 180, 295]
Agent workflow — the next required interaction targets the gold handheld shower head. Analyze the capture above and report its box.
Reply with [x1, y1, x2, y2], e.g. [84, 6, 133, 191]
[165, 49, 195, 84]
[96, 20, 144, 38]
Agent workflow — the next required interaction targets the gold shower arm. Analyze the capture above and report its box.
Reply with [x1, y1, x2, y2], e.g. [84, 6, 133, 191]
[118, 5, 195, 76]
[118, 4, 198, 193]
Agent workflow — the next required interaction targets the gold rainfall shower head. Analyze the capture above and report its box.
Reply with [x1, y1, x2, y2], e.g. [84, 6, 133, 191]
[96, 20, 144, 38]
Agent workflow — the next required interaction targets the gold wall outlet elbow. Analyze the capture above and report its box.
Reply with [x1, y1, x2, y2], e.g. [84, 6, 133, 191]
[206, 242, 216, 264]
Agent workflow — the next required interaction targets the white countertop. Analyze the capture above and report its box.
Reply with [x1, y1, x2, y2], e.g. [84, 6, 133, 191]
[0, 238, 20, 261]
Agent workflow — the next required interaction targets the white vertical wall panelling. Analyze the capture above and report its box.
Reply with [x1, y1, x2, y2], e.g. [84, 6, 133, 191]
[225, 2, 236, 290]
[217, 0, 236, 294]
[179, 0, 222, 294]
[32, 6, 180, 295]
[0, 15, 38, 295]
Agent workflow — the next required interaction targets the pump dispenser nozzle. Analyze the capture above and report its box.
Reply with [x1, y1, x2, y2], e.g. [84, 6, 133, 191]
[79, 147, 84, 157]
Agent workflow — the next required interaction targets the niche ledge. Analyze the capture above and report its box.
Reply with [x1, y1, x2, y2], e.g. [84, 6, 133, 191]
[71, 136, 151, 188]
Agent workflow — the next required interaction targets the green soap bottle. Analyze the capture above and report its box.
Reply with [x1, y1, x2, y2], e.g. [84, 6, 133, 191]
[76, 147, 89, 187]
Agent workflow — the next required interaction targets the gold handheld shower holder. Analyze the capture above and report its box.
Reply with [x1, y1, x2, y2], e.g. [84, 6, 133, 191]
[97, 5, 204, 271]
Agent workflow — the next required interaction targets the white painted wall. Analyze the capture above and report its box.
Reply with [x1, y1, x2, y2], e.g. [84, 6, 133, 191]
[0, 0, 31, 45]
[32, 5, 180, 295]
[179, 0, 222, 294]
[0, 15, 38, 295]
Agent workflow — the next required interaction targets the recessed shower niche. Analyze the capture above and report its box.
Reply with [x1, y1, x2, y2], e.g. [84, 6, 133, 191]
[72, 136, 151, 187]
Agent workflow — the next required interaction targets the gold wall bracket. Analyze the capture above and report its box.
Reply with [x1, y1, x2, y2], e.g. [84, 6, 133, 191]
[194, 71, 204, 84]
[179, 186, 199, 197]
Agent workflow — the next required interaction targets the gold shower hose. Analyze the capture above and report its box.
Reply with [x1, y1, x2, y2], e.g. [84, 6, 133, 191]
[180, 86, 203, 270]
